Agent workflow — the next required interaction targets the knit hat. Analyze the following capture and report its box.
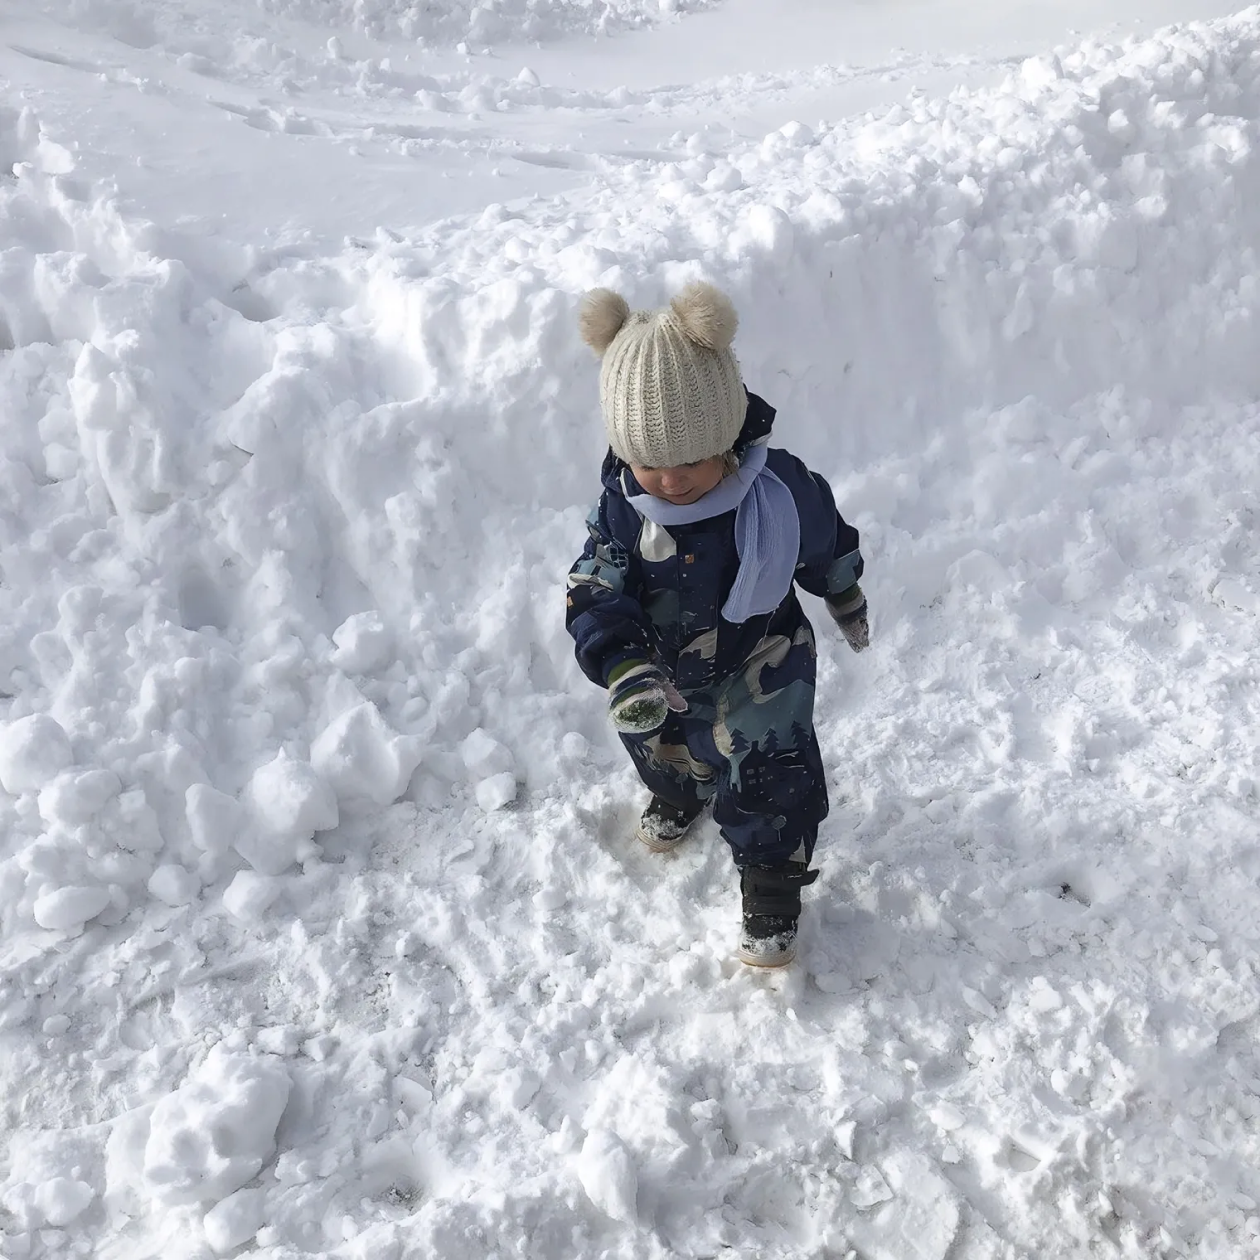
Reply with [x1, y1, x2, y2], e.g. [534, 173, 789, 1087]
[579, 281, 745, 468]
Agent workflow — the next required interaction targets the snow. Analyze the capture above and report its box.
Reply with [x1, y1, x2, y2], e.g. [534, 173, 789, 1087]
[577, 1126, 640, 1223]
[2, 1174, 95, 1230]
[2, 0, 1260, 1256]
[138, 1048, 293, 1204]
[29, 884, 111, 933]
[222, 869, 283, 920]
[329, 609, 393, 673]
[0, 713, 73, 794]
[19, 0, 717, 54]
[203, 1185, 269, 1254]
[239, 752, 340, 874]
[475, 770, 519, 811]
[311, 701, 422, 808]
[147, 861, 201, 906]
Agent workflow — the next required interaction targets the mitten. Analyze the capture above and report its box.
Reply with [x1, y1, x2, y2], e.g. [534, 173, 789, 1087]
[826, 584, 869, 653]
[607, 660, 686, 734]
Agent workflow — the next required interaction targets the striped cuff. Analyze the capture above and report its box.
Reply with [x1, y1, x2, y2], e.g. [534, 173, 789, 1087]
[604, 652, 650, 689]
[826, 584, 865, 617]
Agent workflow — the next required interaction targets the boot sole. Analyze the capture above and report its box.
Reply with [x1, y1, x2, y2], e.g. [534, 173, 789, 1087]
[634, 824, 690, 854]
[737, 942, 796, 968]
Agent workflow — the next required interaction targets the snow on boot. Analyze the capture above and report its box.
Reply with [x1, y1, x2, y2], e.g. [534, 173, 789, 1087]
[635, 795, 704, 853]
[737, 862, 819, 967]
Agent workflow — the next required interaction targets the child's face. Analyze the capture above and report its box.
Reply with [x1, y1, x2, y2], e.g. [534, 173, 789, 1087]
[631, 455, 728, 505]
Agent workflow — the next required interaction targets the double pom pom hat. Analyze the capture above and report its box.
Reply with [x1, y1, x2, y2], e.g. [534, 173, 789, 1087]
[579, 281, 746, 470]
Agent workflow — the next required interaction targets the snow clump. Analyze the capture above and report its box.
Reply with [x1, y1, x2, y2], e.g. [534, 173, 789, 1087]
[142, 1049, 292, 1205]
[222, 870, 283, 922]
[237, 753, 339, 874]
[329, 611, 393, 674]
[461, 728, 518, 811]
[31, 885, 112, 933]
[203, 1186, 268, 1254]
[310, 702, 421, 808]
[38, 769, 121, 826]
[576, 1127, 639, 1223]
[2, 1176, 96, 1230]
[0, 714, 73, 795]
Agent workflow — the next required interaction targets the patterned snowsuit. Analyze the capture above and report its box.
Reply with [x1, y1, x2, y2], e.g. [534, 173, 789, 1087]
[566, 393, 863, 867]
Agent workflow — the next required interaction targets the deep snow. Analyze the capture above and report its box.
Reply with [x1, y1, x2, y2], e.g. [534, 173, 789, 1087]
[2, 1, 1260, 1258]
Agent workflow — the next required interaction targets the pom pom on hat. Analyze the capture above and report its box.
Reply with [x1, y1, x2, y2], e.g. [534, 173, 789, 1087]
[669, 281, 738, 351]
[581, 281, 746, 469]
[579, 288, 631, 355]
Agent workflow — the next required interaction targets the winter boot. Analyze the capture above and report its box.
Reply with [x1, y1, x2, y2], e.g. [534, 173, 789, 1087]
[737, 862, 819, 967]
[635, 795, 704, 853]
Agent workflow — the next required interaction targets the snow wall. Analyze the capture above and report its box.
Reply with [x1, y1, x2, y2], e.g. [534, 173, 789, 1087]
[2, 9, 1260, 1260]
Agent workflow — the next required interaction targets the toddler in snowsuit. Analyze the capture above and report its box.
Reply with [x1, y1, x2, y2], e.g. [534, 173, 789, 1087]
[565, 282, 869, 966]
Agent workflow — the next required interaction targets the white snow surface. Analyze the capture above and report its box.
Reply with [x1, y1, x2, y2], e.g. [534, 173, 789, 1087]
[15, 0, 717, 49]
[2, 0, 1260, 1257]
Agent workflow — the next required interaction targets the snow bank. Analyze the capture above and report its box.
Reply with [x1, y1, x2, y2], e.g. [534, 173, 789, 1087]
[23, 0, 717, 55]
[4, 9, 1260, 1260]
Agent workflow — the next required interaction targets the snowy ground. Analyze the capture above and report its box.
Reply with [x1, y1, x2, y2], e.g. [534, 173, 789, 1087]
[3, 1, 1260, 1257]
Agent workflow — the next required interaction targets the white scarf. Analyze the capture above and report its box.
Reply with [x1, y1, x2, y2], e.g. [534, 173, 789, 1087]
[625, 443, 800, 624]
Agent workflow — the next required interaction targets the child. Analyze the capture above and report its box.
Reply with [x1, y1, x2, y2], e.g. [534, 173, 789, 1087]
[565, 281, 869, 967]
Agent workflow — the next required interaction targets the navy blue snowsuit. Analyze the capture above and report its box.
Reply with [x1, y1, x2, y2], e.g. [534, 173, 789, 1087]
[566, 393, 864, 867]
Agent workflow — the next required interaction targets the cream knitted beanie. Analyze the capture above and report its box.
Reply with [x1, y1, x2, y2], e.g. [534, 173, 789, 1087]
[579, 281, 745, 468]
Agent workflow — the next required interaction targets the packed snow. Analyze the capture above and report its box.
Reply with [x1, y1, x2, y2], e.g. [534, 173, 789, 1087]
[2, 0, 1260, 1257]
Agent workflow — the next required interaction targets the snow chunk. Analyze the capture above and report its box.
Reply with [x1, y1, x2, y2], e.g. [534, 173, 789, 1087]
[237, 753, 337, 874]
[851, 1165, 893, 1209]
[1214, 576, 1260, 614]
[4, 1176, 96, 1229]
[576, 1128, 638, 1224]
[246, 753, 338, 836]
[187, 783, 245, 855]
[461, 731, 519, 811]
[148, 864, 199, 907]
[1019, 54, 1064, 94]
[476, 773, 517, 813]
[330, 611, 393, 674]
[204, 1187, 267, 1254]
[311, 703, 420, 807]
[849, 1152, 961, 1260]
[36, 1178, 95, 1226]
[460, 728, 514, 779]
[929, 1102, 966, 1132]
[143, 1049, 291, 1205]
[0, 714, 73, 795]
[962, 986, 998, 1019]
[777, 120, 815, 147]
[32, 885, 111, 932]
[111, 788, 164, 853]
[255, 1026, 300, 1056]
[223, 871, 281, 922]
[736, 203, 794, 263]
[38, 768, 121, 825]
